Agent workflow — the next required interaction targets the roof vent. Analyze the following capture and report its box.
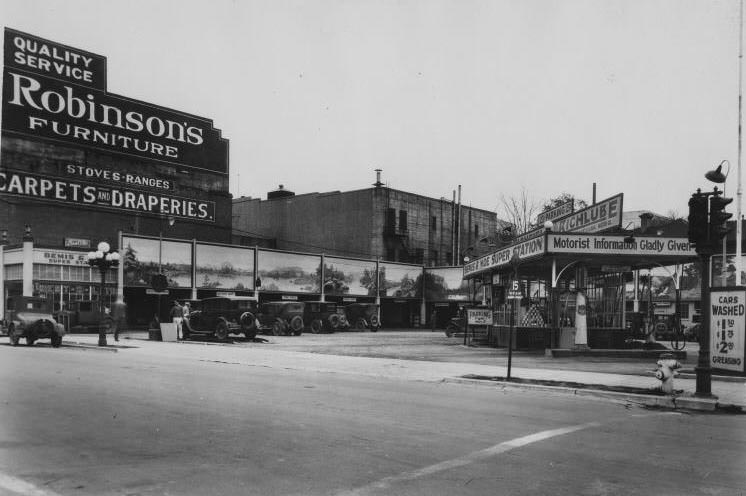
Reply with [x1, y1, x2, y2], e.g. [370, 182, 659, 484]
[268, 184, 295, 200]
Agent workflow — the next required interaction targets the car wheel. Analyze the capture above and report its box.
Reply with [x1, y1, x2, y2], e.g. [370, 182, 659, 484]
[290, 316, 303, 336]
[240, 312, 256, 330]
[369, 315, 380, 332]
[26, 335, 36, 346]
[9, 326, 19, 346]
[445, 323, 457, 337]
[244, 329, 257, 340]
[51, 334, 62, 348]
[354, 317, 366, 331]
[272, 320, 284, 336]
[311, 319, 323, 334]
[215, 322, 229, 341]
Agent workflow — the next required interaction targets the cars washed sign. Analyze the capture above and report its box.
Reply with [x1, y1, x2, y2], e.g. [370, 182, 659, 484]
[463, 234, 545, 277]
[2, 28, 228, 174]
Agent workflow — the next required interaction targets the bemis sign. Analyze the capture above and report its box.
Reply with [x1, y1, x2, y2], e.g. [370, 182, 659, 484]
[2, 28, 228, 174]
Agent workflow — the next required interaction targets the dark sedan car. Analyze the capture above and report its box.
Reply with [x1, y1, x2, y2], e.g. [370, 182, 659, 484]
[183, 296, 258, 341]
[5, 296, 65, 347]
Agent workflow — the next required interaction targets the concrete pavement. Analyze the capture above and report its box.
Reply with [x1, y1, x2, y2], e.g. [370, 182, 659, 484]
[54, 330, 746, 412]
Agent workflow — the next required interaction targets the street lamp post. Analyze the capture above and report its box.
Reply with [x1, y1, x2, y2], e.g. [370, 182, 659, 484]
[87, 241, 120, 347]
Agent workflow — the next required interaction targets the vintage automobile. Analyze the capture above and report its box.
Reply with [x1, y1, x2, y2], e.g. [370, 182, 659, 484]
[5, 295, 66, 347]
[183, 296, 258, 341]
[256, 301, 305, 336]
[303, 301, 343, 333]
[55, 299, 103, 332]
[344, 303, 380, 332]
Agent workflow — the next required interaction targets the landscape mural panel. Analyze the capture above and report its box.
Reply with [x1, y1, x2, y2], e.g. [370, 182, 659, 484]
[323, 257, 377, 296]
[196, 244, 254, 290]
[257, 250, 321, 293]
[123, 236, 192, 288]
[380, 262, 422, 298]
[424, 267, 470, 301]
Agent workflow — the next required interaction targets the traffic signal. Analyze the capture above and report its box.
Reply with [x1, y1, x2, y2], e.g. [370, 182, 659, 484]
[709, 192, 733, 242]
[688, 192, 709, 247]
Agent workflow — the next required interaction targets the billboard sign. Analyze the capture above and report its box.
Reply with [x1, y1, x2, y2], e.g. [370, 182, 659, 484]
[536, 200, 574, 225]
[551, 193, 623, 233]
[2, 28, 228, 174]
[4, 28, 107, 90]
[710, 289, 745, 373]
[0, 168, 215, 221]
[548, 234, 696, 257]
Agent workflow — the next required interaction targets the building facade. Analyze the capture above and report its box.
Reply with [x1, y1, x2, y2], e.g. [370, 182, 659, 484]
[0, 28, 230, 316]
[232, 180, 499, 267]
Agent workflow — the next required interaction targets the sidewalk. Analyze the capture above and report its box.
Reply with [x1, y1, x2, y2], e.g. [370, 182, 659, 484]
[62, 332, 746, 412]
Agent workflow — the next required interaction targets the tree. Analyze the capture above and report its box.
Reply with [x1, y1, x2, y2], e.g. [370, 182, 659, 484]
[497, 187, 541, 235]
[541, 193, 587, 213]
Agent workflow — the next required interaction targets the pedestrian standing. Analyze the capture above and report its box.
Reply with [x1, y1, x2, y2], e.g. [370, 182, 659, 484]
[111, 299, 127, 342]
[170, 300, 184, 340]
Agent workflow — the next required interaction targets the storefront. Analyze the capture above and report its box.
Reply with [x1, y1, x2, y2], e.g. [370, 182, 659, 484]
[463, 229, 698, 350]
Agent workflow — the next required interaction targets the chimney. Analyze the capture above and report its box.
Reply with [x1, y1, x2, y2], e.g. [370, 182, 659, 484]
[639, 212, 654, 233]
[373, 169, 383, 188]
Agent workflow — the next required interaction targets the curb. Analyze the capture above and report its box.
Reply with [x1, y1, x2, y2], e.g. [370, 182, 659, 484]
[62, 341, 119, 352]
[443, 377, 740, 413]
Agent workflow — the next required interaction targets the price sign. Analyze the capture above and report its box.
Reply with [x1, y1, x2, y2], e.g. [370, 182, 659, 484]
[467, 308, 493, 326]
[710, 289, 745, 373]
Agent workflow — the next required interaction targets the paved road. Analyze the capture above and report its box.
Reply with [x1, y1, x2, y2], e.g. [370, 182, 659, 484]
[0, 338, 744, 496]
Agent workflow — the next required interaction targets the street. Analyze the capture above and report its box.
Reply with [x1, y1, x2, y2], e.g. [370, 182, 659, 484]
[1, 335, 745, 496]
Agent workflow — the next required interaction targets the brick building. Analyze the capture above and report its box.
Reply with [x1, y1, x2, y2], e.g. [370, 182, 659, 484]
[232, 177, 499, 267]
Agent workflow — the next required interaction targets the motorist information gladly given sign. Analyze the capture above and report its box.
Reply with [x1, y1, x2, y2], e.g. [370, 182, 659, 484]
[710, 289, 745, 373]
[467, 308, 493, 326]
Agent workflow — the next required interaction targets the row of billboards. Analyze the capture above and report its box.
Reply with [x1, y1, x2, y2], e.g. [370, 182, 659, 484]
[121, 235, 471, 300]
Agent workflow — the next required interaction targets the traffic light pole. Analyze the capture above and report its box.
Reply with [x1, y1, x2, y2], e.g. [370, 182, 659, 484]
[695, 250, 713, 397]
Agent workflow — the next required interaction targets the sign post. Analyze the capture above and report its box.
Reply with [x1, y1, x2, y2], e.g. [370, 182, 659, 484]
[506, 252, 522, 380]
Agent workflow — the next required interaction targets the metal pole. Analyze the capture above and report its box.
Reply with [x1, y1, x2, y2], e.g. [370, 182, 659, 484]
[737, 0, 744, 285]
[98, 266, 107, 347]
[695, 252, 713, 396]
[507, 296, 514, 380]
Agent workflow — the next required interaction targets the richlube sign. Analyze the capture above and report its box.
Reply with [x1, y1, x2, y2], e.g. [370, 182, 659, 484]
[2, 28, 228, 174]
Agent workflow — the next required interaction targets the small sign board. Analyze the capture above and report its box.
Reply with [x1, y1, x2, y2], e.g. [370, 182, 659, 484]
[507, 280, 523, 300]
[601, 264, 631, 273]
[146, 289, 169, 295]
[467, 308, 493, 326]
[342, 297, 357, 302]
[710, 289, 745, 373]
[281, 295, 298, 301]
[216, 291, 235, 297]
[64, 237, 91, 248]
[537, 200, 574, 225]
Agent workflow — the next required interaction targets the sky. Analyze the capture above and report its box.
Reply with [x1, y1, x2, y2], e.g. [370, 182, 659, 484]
[0, 0, 743, 220]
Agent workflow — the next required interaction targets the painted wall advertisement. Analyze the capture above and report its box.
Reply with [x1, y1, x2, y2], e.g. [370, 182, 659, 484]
[1, 28, 228, 223]
[710, 289, 745, 373]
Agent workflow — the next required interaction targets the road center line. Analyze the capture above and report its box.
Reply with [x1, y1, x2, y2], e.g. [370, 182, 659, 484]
[336, 421, 601, 496]
[0, 473, 64, 496]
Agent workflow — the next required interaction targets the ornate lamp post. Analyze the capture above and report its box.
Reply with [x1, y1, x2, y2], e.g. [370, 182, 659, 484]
[87, 241, 120, 346]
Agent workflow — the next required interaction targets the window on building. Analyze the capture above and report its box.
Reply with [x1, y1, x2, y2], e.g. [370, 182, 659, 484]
[446, 252, 452, 265]
[386, 208, 396, 230]
[399, 210, 408, 231]
[431, 216, 437, 231]
[474, 224, 479, 239]
[386, 248, 396, 261]
[430, 250, 438, 266]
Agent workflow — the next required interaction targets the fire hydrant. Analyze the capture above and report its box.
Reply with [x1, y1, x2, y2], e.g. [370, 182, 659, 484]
[654, 353, 681, 394]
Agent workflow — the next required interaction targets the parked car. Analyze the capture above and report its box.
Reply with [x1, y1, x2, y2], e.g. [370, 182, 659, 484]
[256, 301, 305, 336]
[5, 296, 65, 347]
[183, 296, 258, 341]
[303, 301, 342, 333]
[344, 303, 380, 331]
[55, 299, 103, 332]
